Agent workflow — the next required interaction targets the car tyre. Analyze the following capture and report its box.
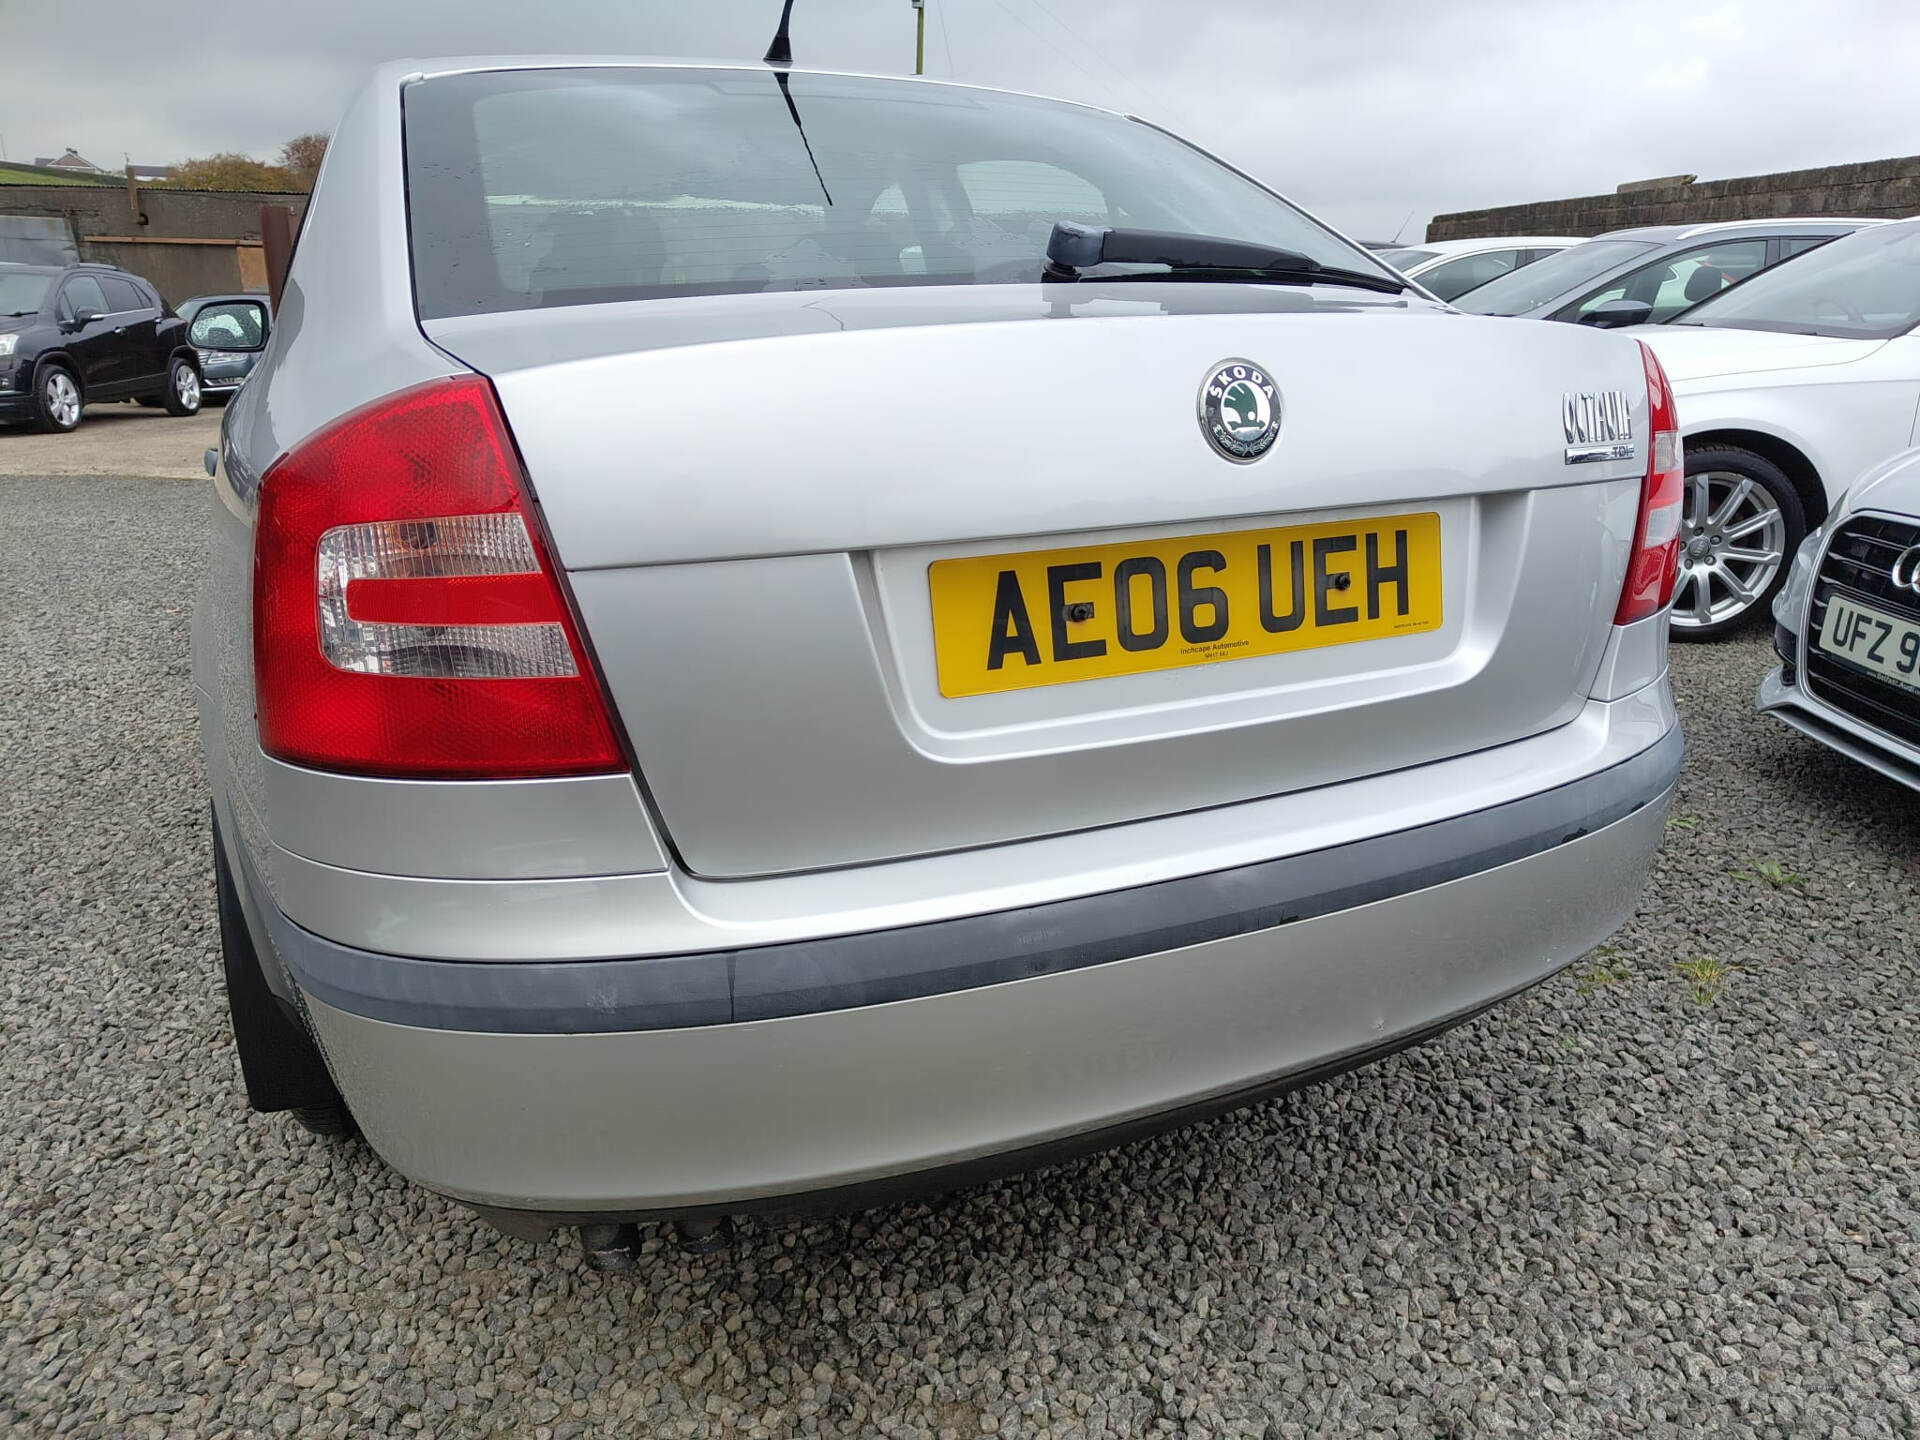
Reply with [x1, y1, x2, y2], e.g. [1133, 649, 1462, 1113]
[290, 1100, 360, 1139]
[1668, 444, 1806, 643]
[33, 363, 83, 432]
[164, 357, 202, 416]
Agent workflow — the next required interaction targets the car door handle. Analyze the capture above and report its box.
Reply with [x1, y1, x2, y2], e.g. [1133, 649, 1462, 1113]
[111, 326, 127, 335]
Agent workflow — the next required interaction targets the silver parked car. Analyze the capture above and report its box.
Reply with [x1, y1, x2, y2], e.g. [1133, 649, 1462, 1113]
[195, 58, 1684, 1254]
[1761, 447, 1920, 790]
[1375, 236, 1586, 302]
[1455, 219, 1879, 328]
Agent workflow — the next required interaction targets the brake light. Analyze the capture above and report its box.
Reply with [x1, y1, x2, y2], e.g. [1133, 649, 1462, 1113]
[1614, 342, 1685, 626]
[253, 376, 624, 778]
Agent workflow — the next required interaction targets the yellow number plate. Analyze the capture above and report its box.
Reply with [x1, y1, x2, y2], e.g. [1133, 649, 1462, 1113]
[928, 513, 1442, 698]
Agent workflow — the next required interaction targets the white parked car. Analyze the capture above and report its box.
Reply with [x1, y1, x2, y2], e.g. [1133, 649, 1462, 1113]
[1635, 217, 1920, 639]
[1761, 446, 1920, 791]
[1376, 236, 1586, 302]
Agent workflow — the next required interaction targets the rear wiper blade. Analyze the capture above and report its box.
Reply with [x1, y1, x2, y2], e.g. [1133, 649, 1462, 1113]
[1043, 222, 1405, 294]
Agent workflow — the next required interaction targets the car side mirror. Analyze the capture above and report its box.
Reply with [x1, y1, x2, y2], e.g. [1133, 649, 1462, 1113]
[63, 308, 100, 330]
[189, 308, 269, 352]
[1579, 298, 1654, 330]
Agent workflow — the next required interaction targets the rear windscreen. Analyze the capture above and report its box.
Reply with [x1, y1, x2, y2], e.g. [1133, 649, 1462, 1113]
[403, 67, 1395, 319]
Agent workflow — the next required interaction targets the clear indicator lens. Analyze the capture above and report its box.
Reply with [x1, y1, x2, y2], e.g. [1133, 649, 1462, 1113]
[1652, 431, 1680, 475]
[316, 513, 577, 679]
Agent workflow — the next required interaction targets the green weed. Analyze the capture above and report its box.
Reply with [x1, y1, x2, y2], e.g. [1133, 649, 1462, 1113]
[1730, 858, 1803, 890]
[1673, 955, 1731, 1005]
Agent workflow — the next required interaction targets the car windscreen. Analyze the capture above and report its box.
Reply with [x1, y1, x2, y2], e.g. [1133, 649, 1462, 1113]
[403, 68, 1398, 318]
[1379, 248, 1439, 269]
[1673, 222, 1920, 340]
[0, 270, 52, 317]
[1452, 239, 1654, 315]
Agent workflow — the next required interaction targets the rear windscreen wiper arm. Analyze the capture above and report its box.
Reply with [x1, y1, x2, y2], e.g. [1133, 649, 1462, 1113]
[1043, 222, 1405, 294]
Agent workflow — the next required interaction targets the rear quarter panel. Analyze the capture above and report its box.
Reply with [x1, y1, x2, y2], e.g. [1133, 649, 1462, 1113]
[197, 64, 462, 878]
[1671, 348, 1920, 507]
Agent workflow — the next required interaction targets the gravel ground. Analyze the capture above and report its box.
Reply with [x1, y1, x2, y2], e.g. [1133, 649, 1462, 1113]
[3, 471, 1917, 1439]
[0, 404, 222, 481]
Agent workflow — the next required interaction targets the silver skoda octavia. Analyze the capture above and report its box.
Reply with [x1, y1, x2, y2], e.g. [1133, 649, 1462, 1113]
[195, 57, 1684, 1245]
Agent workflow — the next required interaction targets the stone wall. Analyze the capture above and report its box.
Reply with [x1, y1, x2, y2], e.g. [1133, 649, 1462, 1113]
[1427, 155, 1920, 241]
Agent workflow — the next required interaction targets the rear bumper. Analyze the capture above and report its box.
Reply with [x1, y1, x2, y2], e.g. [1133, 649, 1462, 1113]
[279, 727, 1680, 1216]
[1757, 666, 1920, 791]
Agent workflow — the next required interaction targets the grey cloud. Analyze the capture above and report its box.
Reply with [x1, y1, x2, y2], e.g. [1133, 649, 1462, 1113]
[3, 0, 1913, 240]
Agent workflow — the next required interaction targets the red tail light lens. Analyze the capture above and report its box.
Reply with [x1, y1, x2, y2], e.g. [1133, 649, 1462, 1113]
[253, 376, 624, 778]
[1614, 342, 1685, 626]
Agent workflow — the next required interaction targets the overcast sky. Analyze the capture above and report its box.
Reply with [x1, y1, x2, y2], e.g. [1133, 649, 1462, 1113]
[4, 0, 1916, 240]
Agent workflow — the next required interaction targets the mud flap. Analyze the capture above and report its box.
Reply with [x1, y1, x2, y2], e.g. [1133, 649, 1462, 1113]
[212, 811, 342, 1114]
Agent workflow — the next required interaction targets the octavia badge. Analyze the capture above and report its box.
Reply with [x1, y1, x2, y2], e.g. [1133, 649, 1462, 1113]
[1198, 360, 1282, 462]
[1563, 390, 1634, 464]
[1892, 543, 1920, 597]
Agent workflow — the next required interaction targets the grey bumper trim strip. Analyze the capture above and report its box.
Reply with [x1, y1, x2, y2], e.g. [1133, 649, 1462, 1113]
[268, 726, 1683, 1035]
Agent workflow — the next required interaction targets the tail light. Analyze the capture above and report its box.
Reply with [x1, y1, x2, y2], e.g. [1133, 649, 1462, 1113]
[253, 376, 624, 779]
[1613, 342, 1685, 626]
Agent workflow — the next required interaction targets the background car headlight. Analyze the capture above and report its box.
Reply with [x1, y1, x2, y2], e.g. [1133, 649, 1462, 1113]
[0, 334, 19, 358]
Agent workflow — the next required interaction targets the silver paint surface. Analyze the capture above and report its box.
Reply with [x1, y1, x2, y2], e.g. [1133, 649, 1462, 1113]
[304, 795, 1671, 1213]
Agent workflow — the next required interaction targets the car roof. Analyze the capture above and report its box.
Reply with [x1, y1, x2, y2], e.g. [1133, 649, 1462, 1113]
[1592, 217, 1883, 245]
[31, 262, 140, 279]
[1404, 237, 1587, 256]
[392, 54, 1128, 121]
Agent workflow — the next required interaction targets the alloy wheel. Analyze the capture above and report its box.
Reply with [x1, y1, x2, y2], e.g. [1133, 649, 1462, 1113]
[176, 366, 202, 410]
[46, 371, 81, 428]
[1668, 470, 1787, 632]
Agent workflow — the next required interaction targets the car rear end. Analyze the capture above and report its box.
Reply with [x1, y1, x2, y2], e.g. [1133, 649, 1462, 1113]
[196, 60, 1683, 1226]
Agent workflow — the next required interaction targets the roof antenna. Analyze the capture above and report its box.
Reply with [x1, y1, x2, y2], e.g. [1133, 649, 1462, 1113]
[1390, 208, 1416, 246]
[765, 0, 796, 66]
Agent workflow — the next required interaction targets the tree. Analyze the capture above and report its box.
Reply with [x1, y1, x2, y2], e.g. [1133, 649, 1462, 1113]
[169, 151, 299, 192]
[279, 133, 328, 189]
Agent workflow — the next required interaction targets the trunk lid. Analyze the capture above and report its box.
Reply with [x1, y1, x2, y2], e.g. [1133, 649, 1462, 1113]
[428, 286, 1650, 877]
[1636, 323, 1885, 383]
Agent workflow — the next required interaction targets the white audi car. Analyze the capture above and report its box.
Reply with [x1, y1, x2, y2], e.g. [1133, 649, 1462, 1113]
[1636, 218, 1920, 639]
[1761, 447, 1920, 789]
[195, 56, 1682, 1263]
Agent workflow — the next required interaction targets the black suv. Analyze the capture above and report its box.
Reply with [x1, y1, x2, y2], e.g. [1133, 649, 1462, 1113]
[0, 261, 202, 431]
